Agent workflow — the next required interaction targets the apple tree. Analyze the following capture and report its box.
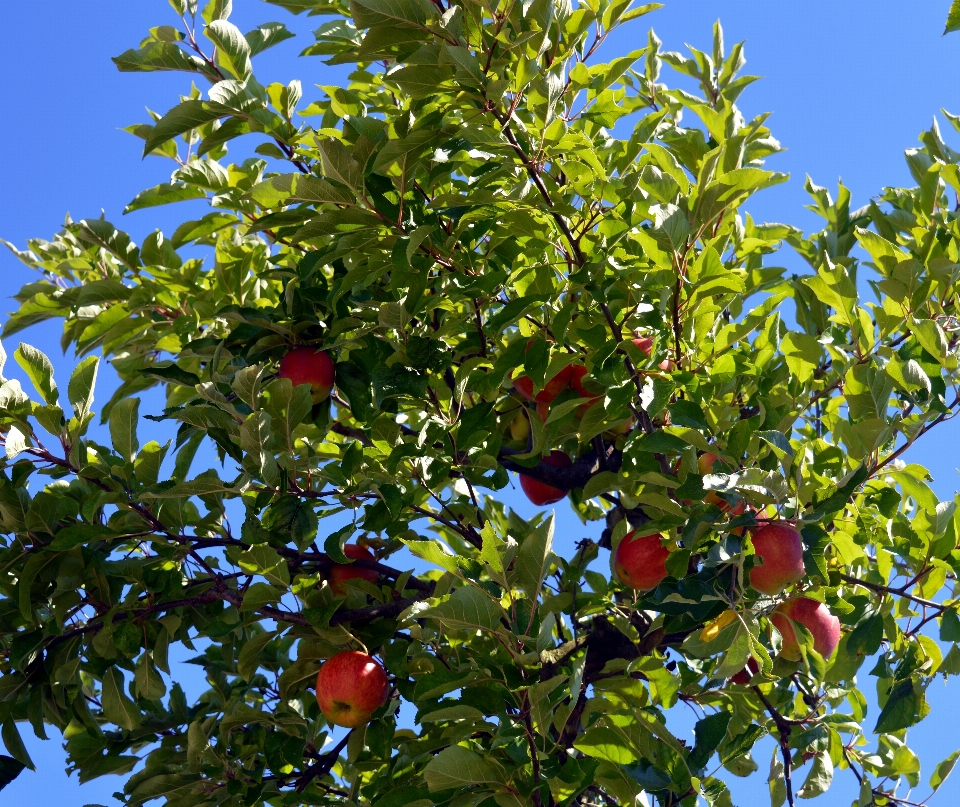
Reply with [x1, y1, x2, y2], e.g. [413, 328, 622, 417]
[3, 0, 960, 805]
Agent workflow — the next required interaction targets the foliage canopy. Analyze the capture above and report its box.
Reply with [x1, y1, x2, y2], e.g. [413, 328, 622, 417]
[4, 1, 960, 805]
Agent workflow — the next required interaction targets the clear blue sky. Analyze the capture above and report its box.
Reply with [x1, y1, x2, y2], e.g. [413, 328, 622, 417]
[2, 1, 960, 804]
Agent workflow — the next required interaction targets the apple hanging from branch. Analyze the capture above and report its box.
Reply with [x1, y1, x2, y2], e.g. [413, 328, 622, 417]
[519, 450, 573, 506]
[315, 650, 389, 728]
[614, 531, 672, 591]
[771, 597, 841, 660]
[748, 521, 806, 595]
[329, 543, 379, 595]
[279, 346, 336, 404]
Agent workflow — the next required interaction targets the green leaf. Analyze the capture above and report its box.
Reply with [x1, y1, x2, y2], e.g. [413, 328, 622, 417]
[238, 631, 275, 681]
[206, 19, 252, 80]
[14, 343, 57, 404]
[101, 668, 141, 731]
[124, 182, 207, 213]
[141, 100, 222, 157]
[720, 724, 767, 764]
[202, 0, 232, 22]
[423, 585, 505, 633]
[135, 654, 167, 700]
[797, 752, 833, 799]
[245, 22, 295, 56]
[689, 711, 732, 770]
[0, 723, 33, 771]
[112, 42, 218, 80]
[110, 397, 140, 463]
[241, 581, 282, 611]
[874, 679, 929, 734]
[238, 544, 290, 586]
[0, 755, 27, 791]
[67, 355, 99, 422]
[141, 477, 237, 498]
[930, 749, 960, 793]
[423, 745, 505, 792]
[514, 515, 554, 596]
[402, 538, 462, 576]
[574, 726, 639, 765]
[946, 0, 960, 34]
[240, 410, 280, 486]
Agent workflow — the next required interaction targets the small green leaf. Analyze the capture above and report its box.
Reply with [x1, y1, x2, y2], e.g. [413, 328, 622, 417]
[0, 755, 27, 791]
[101, 668, 141, 731]
[67, 355, 99, 422]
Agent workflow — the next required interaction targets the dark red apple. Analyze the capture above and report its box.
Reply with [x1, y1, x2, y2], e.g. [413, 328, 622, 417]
[749, 521, 805, 595]
[771, 597, 841, 661]
[519, 450, 572, 506]
[315, 650, 389, 727]
[279, 346, 335, 403]
[614, 531, 671, 591]
[329, 544, 379, 596]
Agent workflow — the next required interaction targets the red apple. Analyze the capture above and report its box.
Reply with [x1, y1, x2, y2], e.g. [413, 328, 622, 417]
[279, 346, 335, 404]
[519, 450, 572, 506]
[316, 650, 389, 728]
[614, 531, 672, 591]
[748, 521, 806, 595]
[329, 544, 379, 596]
[698, 452, 722, 475]
[771, 597, 841, 661]
[568, 364, 602, 417]
[730, 657, 760, 685]
[512, 364, 574, 404]
[632, 336, 673, 371]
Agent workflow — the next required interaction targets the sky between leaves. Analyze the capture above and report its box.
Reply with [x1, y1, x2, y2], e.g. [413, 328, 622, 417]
[3, 1, 960, 804]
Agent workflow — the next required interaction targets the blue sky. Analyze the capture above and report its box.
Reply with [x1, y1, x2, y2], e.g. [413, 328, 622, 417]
[2, 1, 960, 804]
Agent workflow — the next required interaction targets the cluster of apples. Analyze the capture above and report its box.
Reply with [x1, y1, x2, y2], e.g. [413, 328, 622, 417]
[614, 520, 841, 681]
[512, 336, 669, 506]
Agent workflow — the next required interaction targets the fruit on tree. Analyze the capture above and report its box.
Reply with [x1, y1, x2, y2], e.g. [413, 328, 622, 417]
[730, 657, 760, 685]
[748, 521, 806, 595]
[329, 544, 379, 596]
[632, 335, 674, 371]
[509, 411, 531, 442]
[519, 450, 572, 506]
[771, 597, 841, 660]
[512, 365, 575, 403]
[614, 531, 671, 591]
[315, 650, 389, 728]
[279, 346, 336, 404]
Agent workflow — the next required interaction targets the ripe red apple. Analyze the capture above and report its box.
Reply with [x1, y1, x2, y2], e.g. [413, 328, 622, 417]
[519, 450, 572, 506]
[329, 544, 379, 596]
[730, 657, 760, 685]
[614, 531, 671, 591]
[771, 597, 841, 661]
[279, 346, 335, 404]
[512, 364, 574, 404]
[748, 521, 806, 595]
[315, 650, 389, 728]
